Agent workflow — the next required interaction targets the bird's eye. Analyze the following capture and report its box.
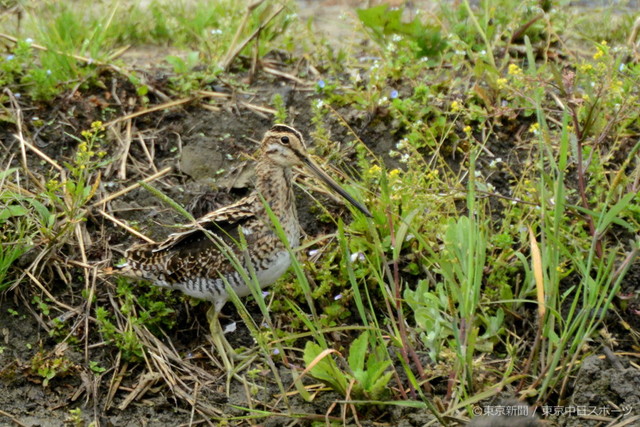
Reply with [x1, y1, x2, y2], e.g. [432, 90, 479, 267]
[280, 136, 290, 144]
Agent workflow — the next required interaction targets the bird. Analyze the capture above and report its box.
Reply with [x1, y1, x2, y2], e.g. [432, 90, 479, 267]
[118, 124, 372, 370]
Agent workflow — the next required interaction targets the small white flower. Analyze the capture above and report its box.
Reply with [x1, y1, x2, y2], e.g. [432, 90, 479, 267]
[273, 348, 280, 355]
[349, 252, 365, 263]
[619, 63, 626, 72]
[334, 294, 343, 300]
[223, 322, 237, 334]
[489, 158, 502, 169]
[308, 249, 319, 257]
[25, 38, 33, 44]
[210, 29, 223, 35]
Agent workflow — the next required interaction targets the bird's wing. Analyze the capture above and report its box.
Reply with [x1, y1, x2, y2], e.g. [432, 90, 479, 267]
[151, 194, 259, 253]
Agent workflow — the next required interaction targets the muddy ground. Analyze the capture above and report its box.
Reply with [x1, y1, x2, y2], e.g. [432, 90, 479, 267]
[2, 1, 640, 426]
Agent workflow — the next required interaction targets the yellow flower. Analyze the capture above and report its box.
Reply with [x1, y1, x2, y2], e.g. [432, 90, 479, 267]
[611, 80, 623, 92]
[451, 100, 462, 112]
[496, 78, 508, 89]
[388, 169, 400, 179]
[426, 169, 439, 180]
[91, 120, 103, 130]
[81, 130, 91, 139]
[579, 63, 593, 73]
[508, 64, 522, 76]
[46, 179, 59, 191]
[528, 122, 540, 134]
[593, 41, 608, 60]
[463, 125, 472, 135]
[368, 164, 381, 175]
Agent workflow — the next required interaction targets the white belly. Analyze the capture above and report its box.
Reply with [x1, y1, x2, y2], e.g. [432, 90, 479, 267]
[255, 251, 291, 289]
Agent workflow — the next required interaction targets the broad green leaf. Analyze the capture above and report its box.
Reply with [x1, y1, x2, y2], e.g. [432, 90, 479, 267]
[369, 371, 393, 400]
[348, 331, 368, 373]
[596, 192, 636, 235]
[0, 205, 29, 221]
[303, 342, 347, 395]
[393, 208, 420, 261]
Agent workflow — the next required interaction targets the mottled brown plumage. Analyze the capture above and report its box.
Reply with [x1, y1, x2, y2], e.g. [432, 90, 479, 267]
[118, 124, 371, 368]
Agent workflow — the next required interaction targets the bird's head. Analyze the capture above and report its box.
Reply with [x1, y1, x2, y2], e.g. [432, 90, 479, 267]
[261, 124, 372, 218]
[261, 124, 308, 168]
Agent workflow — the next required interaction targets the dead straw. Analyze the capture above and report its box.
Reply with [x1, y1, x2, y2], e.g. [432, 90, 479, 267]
[97, 209, 155, 244]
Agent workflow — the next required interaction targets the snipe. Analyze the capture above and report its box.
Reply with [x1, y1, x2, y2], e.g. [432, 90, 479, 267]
[118, 124, 371, 369]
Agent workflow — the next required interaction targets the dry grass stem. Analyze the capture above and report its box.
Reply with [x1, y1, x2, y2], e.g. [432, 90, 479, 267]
[104, 98, 194, 128]
[97, 209, 156, 244]
[91, 166, 171, 207]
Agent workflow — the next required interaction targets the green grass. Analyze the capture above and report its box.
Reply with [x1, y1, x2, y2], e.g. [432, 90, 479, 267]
[1, 0, 639, 424]
[0, 0, 298, 100]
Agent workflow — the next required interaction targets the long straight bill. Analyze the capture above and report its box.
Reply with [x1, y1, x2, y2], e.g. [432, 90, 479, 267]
[303, 158, 373, 218]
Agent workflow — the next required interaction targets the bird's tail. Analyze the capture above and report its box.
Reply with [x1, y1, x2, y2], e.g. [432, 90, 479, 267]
[116, 244, 166, 281]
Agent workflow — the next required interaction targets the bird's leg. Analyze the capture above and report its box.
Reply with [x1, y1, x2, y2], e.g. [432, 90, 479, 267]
[206, 304, 235, 371]
[207, 305, 258, 366]
[206, 304, 261, 395]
